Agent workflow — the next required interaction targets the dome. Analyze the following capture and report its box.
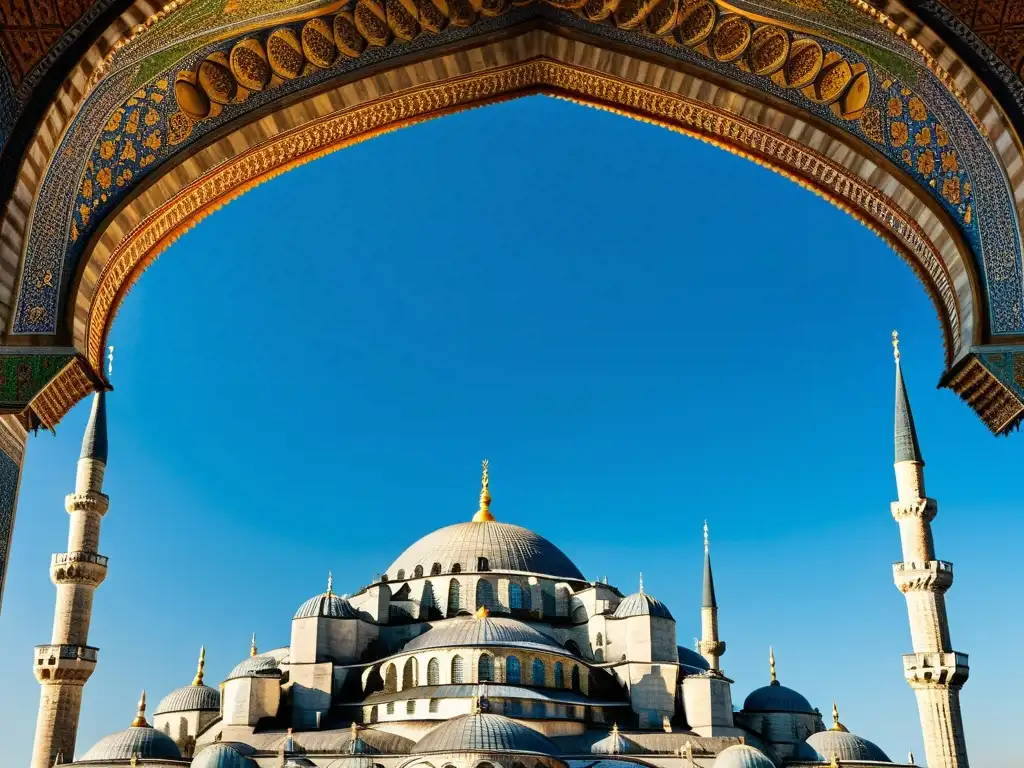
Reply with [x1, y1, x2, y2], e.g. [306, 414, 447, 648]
[386, 521, 584, 581]
[227, 653, 281, 680]
[294, 592, 358, 620]
[155, 683, 220, 714]
[805, 731, 891, 762]
[677, 646, 711, 671]
[590, 726, 646, 755]
[713, 744, 775, 768]
[80, 726, 182, 761]
[612, 591, 673, 620]
[191, 743, 259, 767]
[743, 682, 814, 713]
[403, 616, 563, 653]
[412, 712, 560, 754]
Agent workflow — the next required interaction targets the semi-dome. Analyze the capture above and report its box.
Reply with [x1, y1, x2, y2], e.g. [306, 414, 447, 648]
[191, 743, 259, 767]
[412, 712, 561, 754]
[677, 646, 711, 671]
[805, 730, 891, 762]
[743, 681, 814, 713]
[386, 520, 584, 581]
[403, 615, 563, 653]
[80, 726, 182, 761]
[712, 744, 775, 767]
[612, 588, 673, 620]
[294, 592, 358, 620]
[155, 683, 220, 714]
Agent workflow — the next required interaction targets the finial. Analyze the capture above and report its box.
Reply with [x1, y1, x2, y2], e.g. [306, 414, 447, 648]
[130, 690, 149, 728]
[769, 646, 777, 685]
[830, 701, 848, 732]
[639, 572, 644, 595]
[251, 633, 258, 657]
[472, 459, 495, 522]
[350, 721, 358, 747]
[908, 750, 915, 765]
[327, 571, 333, 598]
[192, 646, 206, 686]
[612, 722, 619, 737]
[703, 520, 709, 553]
[892, 330, 900, 363]
[475, 605, 490, 620]
[107, 345, 115, 376]
[129, 755, 138, 768]
[830, 751, 839, 768]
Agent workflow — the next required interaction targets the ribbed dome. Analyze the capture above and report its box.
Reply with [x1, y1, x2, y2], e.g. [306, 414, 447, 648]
[412, 713, 560, 754]
[294, 592, 358, 619]
[80, 726, 182, 761]
[227, 654, 281, 680]
[612, 592, 673, 620]
[805, 730, 891, 762]
[191, 743, 259, 767]
[403, 616, 563, 653]
[743, 682, 814, 713]
[155, 683, 220, 714]
[387, 521, 584, 581]
[712, 744, 775, 767]
[590, 728, 645, 755]
[677, 646, 711, 671]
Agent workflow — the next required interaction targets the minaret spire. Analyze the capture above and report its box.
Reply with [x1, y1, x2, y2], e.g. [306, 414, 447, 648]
[192, 646, 206, 687]
[251, 633, 258, 657]
[130, 691, 149, 728]
[769, 646, 777, 685]
[698, 522, 725, 672]
[889, 333, 969, 768]
[31, 391, 112, 768]
[472, 460, 495, 522]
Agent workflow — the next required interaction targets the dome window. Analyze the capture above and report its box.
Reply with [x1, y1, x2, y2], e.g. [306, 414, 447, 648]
[427, 658, 440, 686]
[397, 569, 405, 581]
[386, 702, 394, 715]
[477, 557, 490, 572]
[406, 700, 416, 715]
[554, 662, 564, 689]
[431, 563, 442, 576]
[447, 579, 462, 617]
[384, 665, 397, 694]
[452, 655, 465, 684]
[531, 700, 546, 718]
[532, 659, 546, 686]
[414, 565, 424, 578]
[571, 666, 581, 692]
[403, 658, 417, 689]
[429, 699, 439, 713]
[451, 563, 462, 574]
[506, 655, 521, 684]
[478, 654, 494, 682]
[476, 579, 496, 611]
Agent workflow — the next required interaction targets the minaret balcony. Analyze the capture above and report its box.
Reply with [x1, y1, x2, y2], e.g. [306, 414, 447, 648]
[902, 651, 969, 687]
[892, 560, 953, 593]
[890, 498, 936, 522]
[64, 491, 109, 515]
[33, 644, 98, 684]
[50, 552, 108, 587]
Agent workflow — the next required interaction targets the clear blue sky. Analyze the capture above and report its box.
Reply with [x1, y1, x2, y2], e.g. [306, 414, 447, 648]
[1, 96, 1019, 765]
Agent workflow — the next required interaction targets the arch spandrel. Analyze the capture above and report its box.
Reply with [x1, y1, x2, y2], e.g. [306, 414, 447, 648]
[0, 0, 1023, 433]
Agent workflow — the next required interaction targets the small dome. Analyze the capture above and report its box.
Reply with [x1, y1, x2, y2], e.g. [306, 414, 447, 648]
[155, 683, 220, 714]
[743, 682, 814, 713]
[590, 727, 646, 755]
[227, 653, 281, 680]
[403, 616, 563, 654]
[191, 743, 259, 767]
[80, 726, 182, 761]
[805, 730, 891, 762]
[713, 744, 775, 768]
[677, 646, 711, 671]
[612, 591, 673, 620]
[412, 712, 560, 754]
[294, 592, 358, 620]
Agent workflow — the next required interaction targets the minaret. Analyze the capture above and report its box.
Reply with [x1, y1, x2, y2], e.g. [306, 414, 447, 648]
[697, 521, 725, 673]
[890, 332, 969, 768]
[31, 392, 111, 768]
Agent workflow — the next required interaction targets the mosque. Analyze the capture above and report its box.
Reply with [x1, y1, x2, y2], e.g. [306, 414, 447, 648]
[29, 337, 970, 768]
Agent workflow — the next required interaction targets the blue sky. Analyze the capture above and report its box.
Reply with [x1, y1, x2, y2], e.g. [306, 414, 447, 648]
[0, 95, 1019, 765]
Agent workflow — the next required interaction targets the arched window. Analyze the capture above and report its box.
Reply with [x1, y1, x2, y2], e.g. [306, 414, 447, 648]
[477, 762, 495, 768]
[431, 562, 442, 576]
[452, 655, 465, 684]
[403, 657, 417, 689]
[477, 557, 490, 572]
[505, 655, 521, 684]
[451, 563, 462, 574]
[397, 569, 405, 580]
[384, 665, 397, 693]
[386, 702, 395, 715]
[414, 564, 424, 578]
[595, 633, 603, 646]
[476, 579, 496, 611]
[554, 662, 564, 689]
[571, 665, 581, 692]
[369, 705, 378, 724]
[406, 700, 416, 715]
[509, 583, 524, 610]
[532, 659, 545, 686]
[478, 654, 494, 682]
[531, 700, 546, 718]
[427, 658, 440, 686]
[447, 579, 462, 617]
[429, 699, 439, 713]
[420, 580, 438, 620]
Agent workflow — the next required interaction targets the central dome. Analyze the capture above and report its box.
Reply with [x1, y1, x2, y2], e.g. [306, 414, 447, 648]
[386, 521, 584, 581]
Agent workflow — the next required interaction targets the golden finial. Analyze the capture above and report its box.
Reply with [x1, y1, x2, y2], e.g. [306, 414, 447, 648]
[130, 690, 149, 728]
[192, 646, 206, 686]
[327, 571, 334, 598]
[769, 646, 777, 685]
[475, 605, 490, 620]
[472, 459, 495, 522]
[830, 751, 840, 768]
[129, 755, 138, 767]
[831, 701, 848, 732]
[703, 520, 709, 553]
[251, 633, 258, 657]
[892, 330, 900, 363]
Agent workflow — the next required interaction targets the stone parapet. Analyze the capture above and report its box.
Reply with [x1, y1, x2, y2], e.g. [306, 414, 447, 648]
[891, 497, 937, 522]
[893, 560, 953, 593]
[33, 644, 98, 684]
[50, 552, 107, 587]
[903, 651, 970, 688]
[64, 490, 109, 515]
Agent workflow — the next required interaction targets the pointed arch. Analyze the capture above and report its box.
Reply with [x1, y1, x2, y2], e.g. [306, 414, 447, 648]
[452, 655, 465, 684]
[476, 579, 496, 611]
[447, 579, 462, 617]
[384, 665, 397, 694]
[427, 657, 440, 686]
[403, 657, 417, 689]
[532, 658, 546, 686]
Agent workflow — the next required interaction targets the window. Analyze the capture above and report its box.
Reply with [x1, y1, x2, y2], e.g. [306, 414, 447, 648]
[451, 563, 462, 574]
[509, 583, 524, 610]
[531, 700, 546, 718]
[557, 704, 567, 717]
[414, 565, 424, 578]
[477, 556, 490, 572]
[554, 662, 564, 689]
[447, 579, 462, 617]
[452, 655, 465, 684]
[427, 658, 440, 686]
[506, 655, 521, 684]
[477, 762, 495, 768]
[532, 659, 545, 686]
[386, 702, 395, 715]
[384, 665, 397, 693]
[506, 700, 521, 716]
[476, 579, 496, 611]
[571, 665, 581, 692]
[403, 657, 417, 689]
[397, 569, 405, 580]
[431, 562, 442, 576]
[429, 699, 439, 713]
[421, 580, 438, 620]
[369, 705, 378, 724]
[407, 700, 416, 715]
[596, 633, 603, 646]
[478, 654, 494, 682]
